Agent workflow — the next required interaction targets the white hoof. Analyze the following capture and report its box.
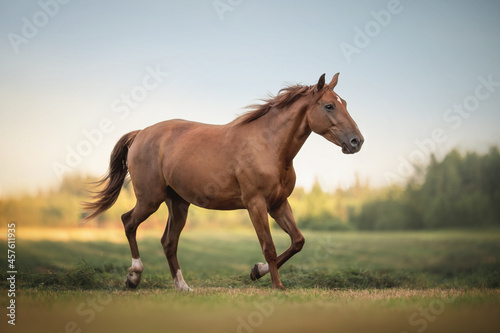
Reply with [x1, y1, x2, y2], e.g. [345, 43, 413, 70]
[126, 258, 144, 288]
[174, 269, 193, 291]
[257, 262, 269, 276]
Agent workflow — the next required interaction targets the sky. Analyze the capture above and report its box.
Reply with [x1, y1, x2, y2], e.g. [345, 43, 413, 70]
[1, 0, 499, 196]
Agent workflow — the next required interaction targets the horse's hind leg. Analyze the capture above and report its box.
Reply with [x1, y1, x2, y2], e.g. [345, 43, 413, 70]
[122, 200, 162, 289]
[161, 188, 191, 291]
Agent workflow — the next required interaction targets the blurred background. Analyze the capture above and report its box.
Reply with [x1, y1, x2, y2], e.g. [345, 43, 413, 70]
[1, 0, 499, 231]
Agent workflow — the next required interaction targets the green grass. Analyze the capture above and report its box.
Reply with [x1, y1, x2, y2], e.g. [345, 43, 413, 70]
[1, 229, 499, 332]
[4, 229, 499, 290]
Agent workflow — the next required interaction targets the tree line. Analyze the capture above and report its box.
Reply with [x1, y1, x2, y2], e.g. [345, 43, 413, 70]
[1, 147, 498, 230]
[352, 147, 500, 230]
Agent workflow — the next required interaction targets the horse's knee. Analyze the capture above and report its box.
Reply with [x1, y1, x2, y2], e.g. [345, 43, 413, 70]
[292, 235, 305, 253]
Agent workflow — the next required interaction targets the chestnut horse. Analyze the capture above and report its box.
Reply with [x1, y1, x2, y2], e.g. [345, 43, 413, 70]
[84, 73, 363, 290]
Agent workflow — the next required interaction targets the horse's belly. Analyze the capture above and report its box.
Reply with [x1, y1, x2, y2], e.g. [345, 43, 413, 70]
[172, 182, 245, 210]
[166, 167, 244, 210]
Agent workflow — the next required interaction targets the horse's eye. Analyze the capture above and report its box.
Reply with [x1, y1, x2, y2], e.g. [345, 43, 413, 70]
[325, 104, 334, 111]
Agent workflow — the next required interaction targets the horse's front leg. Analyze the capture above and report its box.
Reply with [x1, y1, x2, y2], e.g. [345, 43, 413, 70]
[246, 198, 285, 290]
[250, 200, 305, 281]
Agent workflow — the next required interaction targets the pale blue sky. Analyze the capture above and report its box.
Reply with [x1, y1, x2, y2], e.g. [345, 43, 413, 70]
[1, 0, 499, 195]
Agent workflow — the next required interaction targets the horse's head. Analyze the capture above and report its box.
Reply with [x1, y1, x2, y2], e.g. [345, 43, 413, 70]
[307, 73, 364, 154]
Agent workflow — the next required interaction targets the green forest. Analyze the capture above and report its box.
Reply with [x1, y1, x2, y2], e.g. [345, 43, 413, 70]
[1, 147, 499, 231]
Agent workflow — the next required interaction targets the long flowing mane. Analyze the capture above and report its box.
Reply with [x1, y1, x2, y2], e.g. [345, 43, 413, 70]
[233, 84, 313, 125]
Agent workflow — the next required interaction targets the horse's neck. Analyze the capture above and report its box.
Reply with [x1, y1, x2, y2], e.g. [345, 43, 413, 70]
[267, 98, 312, 164]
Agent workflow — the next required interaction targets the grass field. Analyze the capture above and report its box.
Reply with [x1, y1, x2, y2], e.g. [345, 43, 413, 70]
[1, 228, 499, 332]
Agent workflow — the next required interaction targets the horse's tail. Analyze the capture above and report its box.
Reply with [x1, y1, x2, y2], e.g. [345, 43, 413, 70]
[82, 130, 140, 222]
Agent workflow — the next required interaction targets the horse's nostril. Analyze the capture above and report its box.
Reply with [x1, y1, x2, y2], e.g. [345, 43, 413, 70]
[350, 137, 359, 147]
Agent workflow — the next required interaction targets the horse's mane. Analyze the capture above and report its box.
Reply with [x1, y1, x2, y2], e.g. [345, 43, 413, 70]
[233, 84, 313, 125]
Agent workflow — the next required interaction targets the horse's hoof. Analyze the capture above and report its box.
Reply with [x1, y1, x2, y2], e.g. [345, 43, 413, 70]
[250, 264, 262, 281]
[125, 275, 139, 289]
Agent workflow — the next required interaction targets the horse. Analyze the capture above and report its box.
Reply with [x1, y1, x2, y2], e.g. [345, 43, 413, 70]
[83, 73, 364, 290]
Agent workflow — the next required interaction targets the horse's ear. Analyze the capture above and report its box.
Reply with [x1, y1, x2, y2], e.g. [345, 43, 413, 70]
[316, 73, 326, 91]
[328, 73, 340, 90]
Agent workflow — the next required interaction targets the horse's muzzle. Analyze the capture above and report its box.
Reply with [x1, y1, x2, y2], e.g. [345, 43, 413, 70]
[342, 135, 363, 154]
